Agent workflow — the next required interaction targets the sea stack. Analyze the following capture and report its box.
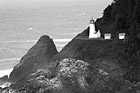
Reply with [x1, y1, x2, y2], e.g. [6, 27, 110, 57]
[9, 35, 58, 84]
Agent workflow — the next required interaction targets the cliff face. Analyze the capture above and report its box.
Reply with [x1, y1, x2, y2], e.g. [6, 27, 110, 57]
[95, 0, 140, 82]
[9, 35, 58, 84]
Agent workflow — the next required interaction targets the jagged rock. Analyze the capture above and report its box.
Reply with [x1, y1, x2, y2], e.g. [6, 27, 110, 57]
[8, 35, 58, 85]
[6, 58, 131, 93]
[0, 75, 8, 86]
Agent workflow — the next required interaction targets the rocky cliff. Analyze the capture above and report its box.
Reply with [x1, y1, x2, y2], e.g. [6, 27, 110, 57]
[8, 35, 58, 84]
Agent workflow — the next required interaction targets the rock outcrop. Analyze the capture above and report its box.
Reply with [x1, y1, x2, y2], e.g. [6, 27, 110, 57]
[8, 35, 58, 85]
[2, 58, 133, 93]
[0, 75, 8, 86]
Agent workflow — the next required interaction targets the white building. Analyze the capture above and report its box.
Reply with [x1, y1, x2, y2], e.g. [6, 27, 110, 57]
[89, 18, 101, 38]
[104, 34, 111, 39]
[119, 33, 125, 39]
[97, 30, 101, 38]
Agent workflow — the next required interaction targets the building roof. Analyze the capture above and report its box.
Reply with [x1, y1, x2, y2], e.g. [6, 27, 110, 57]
[119, 33, 125, 35]
[104, 33, 111, 36]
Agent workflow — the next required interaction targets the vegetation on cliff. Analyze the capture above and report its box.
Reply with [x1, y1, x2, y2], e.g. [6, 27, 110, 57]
[96, 0, 140, 83]
[2, 58, 132, 93]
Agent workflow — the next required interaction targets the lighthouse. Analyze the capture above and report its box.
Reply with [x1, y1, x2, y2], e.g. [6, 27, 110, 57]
[89, 18, 96, 38]
[89, 18, 100, 38]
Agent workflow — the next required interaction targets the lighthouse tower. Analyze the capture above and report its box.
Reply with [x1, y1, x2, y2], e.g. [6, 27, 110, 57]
[89, 18, 97, 38]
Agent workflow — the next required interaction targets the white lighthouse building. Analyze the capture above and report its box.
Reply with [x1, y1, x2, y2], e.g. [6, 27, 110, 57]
[89, 18, 101, 38]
